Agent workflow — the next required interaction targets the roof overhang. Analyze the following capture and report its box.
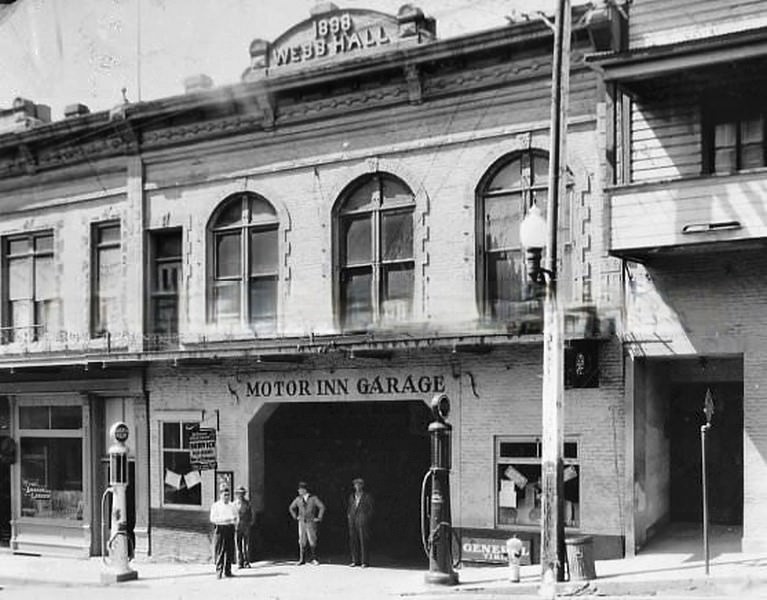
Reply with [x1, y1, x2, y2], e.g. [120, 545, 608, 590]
[587, 25, 767, 86]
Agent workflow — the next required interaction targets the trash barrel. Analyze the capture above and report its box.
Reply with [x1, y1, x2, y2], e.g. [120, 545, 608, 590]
[565, 535, 596, 581]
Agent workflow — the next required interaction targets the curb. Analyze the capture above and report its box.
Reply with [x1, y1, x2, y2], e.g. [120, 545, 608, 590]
[465, 574, 767, 597]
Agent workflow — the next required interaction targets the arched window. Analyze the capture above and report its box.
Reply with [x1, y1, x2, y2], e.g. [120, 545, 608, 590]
[336, 174, 415, 330]
[477, 149, 550, 322]
[209, 192, 278, 332]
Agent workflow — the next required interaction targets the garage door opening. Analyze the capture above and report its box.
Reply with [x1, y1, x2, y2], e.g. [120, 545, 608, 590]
[670, 382, 743, 525]
[261, 400, 431, 566]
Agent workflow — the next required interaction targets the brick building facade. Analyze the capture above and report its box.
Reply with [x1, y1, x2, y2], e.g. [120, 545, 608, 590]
[0, 3, 630, 562]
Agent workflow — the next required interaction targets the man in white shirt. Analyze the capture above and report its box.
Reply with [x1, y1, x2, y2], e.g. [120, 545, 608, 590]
[210, 485, 238, 578]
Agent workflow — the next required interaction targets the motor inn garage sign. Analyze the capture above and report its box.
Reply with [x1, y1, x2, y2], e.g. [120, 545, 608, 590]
[245, 373, 446, 398]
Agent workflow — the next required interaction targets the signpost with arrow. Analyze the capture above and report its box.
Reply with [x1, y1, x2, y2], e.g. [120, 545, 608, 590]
[701, 388, 714, 575]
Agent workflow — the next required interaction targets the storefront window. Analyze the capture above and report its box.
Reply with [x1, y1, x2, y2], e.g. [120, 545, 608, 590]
[19, 404, 83, 520]
[162, 421, 202, 506]
[495, 437, 579, 528]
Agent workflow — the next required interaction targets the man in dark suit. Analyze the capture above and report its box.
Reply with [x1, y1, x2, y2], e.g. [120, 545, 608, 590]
[347, 477, 374, 567]
[288, 481, 325, 565]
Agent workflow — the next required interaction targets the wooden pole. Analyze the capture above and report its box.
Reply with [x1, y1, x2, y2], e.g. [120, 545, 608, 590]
[541, 0, 570, 590]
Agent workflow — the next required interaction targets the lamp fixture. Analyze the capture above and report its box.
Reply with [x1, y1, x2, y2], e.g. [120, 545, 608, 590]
[519, 204, 549, 284]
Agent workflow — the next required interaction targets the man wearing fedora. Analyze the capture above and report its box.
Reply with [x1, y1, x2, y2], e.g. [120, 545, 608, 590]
[233, 486, 253, 568]
[288, 481, 326, 565]
[210, 484, 238, 578]
[347, 477, 374, 567]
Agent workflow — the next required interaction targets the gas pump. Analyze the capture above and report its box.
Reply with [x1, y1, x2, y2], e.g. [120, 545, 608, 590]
[100, 422, 138, 583]
[420, 393, 459, 585]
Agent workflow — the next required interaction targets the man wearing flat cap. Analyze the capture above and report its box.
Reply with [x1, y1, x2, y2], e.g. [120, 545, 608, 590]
[288, 481, 326, 565]
[347, 477, 374, 567]
[233, 486, 253, 568]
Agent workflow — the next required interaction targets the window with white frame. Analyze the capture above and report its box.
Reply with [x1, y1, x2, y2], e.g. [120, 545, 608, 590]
[495, 437, 580, 528]
[2, 232, 57, 344]
[162, 421, 201, 506]
[91, 222, 121, 338]
[209, 193, 278, 333]
[336, 173, 415, 330]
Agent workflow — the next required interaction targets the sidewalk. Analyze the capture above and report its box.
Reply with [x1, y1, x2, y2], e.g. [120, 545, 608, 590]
[1, 545, 766, 600]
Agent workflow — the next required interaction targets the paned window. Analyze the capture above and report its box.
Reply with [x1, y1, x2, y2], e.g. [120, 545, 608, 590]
[2, 232, 56, 343]
[495, 437, 579, 528]
[91, 222, 121, 338]
[162, 421, 201, 506]
[210, 193, 278, 333]
[150, 230, 182, 346]
[707, 108, 765, 174]
[477, 151, 549, 323]
[19, 403, 83, 520]
[337, 174, 415, 330]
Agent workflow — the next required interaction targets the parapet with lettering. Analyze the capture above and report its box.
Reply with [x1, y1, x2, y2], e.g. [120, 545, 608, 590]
[243, 4, 436, 81]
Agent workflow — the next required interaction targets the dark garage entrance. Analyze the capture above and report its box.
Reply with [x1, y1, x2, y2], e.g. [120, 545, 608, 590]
[670, 382, 743, 525]
[262, 400, 431, 565]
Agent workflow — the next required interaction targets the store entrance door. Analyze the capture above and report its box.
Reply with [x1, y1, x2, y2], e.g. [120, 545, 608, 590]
[669, 383, 743, 524]
[0, 455, 9, 546]
[262, 400, 431, 565]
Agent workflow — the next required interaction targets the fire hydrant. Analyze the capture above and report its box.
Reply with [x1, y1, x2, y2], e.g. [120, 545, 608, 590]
[506, 537, 524, 582]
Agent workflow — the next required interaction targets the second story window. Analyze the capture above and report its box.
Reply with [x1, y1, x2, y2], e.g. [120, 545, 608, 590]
[706, 104, 765, 175]
[2, 232, 56, 343]
[91, 222, 121, 338]
[477, 150, 549, 323]
[150, 229, 182, 347]
[336, 174, 415, 331]
[210, 193, 278, 333]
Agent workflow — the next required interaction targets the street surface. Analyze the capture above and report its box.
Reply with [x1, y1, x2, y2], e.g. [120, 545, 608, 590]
[1, 556, 766, 600]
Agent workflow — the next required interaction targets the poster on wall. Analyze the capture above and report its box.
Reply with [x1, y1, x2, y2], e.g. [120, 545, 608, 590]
[189, 428, 217, 470]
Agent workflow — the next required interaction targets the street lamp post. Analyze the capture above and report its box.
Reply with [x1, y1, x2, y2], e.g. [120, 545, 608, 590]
[520, 0, 571, 592]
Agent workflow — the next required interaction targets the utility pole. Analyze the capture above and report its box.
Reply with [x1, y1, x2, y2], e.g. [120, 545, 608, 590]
[540, 0, 570, 591]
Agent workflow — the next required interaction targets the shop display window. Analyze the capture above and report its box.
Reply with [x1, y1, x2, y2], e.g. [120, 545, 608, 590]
[162, 421, 202, 506]
[18, 404, 83, 520]
[495, 437, 580, 528]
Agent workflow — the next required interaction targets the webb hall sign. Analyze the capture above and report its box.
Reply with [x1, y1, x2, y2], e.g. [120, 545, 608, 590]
[245, 373, 446, 398]
[243, 4, 436, 78]
[271, 10, 397, 67]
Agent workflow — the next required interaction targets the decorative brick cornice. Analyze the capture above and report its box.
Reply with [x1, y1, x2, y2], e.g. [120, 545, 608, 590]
[36, 134, 126, 169]
[277, 83, 406, 121]
[142, 114, 264, 149]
